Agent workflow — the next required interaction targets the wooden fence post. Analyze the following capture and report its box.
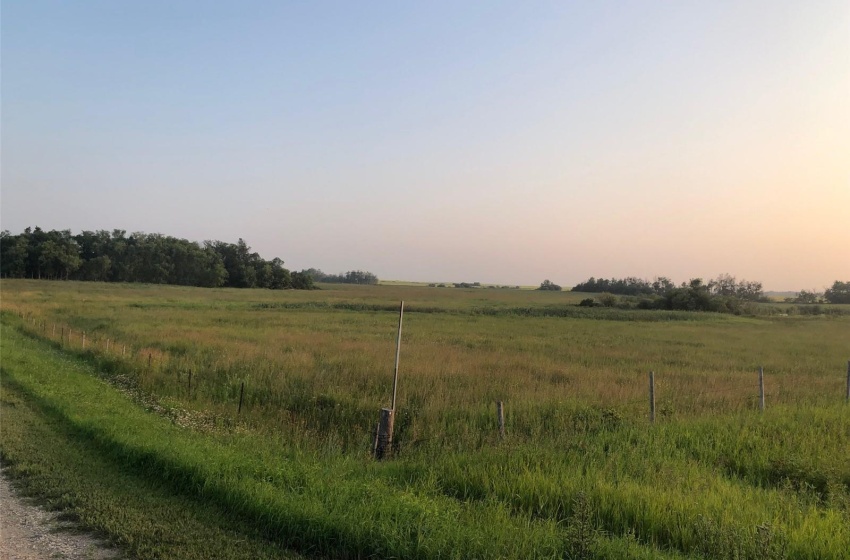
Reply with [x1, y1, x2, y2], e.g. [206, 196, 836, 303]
[758, 366, 765, 412]
[374, 408, 394, 460]
[122, 345, 126, 358]
[82, 332, 86, 349]
[374, 301, 404, 461]
[106, 339, 110, 352]
[649, 371, 656, 423]
[52, 324, 56, 337]
[497, 400, 505, 438]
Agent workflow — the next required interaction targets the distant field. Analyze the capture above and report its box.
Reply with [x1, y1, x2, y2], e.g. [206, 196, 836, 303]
[379, 279, 538, 289]
[2, 279, 849, 559]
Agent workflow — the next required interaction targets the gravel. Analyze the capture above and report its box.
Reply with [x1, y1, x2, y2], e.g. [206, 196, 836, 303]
[0, 470, 123, 560]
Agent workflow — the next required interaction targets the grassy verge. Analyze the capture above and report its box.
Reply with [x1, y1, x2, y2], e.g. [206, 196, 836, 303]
[0, 381, 304, 559]
[1, 323, 682, 559]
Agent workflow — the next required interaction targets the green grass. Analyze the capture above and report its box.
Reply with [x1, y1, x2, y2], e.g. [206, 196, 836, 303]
[2, 279, 849, 559]
[0, 369, 304, 559]
[2, 325, 688, 559]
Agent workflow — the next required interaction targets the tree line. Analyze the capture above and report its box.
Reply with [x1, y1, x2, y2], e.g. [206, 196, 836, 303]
[302, 269, 380, 285]
[565, 275, 764, 313]
[0, 227, 315, 289]
[787, 282, 850, 304]
[571, 274, 766, 301]
[570, 274, 850, 311]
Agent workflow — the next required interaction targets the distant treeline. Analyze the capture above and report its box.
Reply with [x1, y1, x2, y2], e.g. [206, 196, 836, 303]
[572, 274, 766, 301]
[786, 283, 850, 304]
[0, 227, 315, 289]
[302, 269, 379, 285]
[572, 275, 850, 312]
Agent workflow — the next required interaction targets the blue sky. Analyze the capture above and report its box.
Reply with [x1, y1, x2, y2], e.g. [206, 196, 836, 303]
[2, 1, 848, 289]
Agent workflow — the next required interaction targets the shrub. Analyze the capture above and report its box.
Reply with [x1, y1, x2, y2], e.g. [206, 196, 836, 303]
[597, 293, 618, 307]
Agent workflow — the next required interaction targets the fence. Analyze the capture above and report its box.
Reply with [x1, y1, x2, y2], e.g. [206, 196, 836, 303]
[9, 309, 850, 460]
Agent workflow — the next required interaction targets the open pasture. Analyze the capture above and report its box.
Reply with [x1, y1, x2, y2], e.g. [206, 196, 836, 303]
[3, 280, 848, 442]
[2, 279, 849, 559]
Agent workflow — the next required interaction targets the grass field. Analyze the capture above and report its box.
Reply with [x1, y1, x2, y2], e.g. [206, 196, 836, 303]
[1, 279, 849, 559]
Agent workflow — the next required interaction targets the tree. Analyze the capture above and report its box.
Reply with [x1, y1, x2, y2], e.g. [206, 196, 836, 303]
[0, 231, 29, 278]
[2, 226, 314, 290]
[709, 273, 737, 296]
[651, 276, 674, 295]
[824, 281, 850, 304]
[537, 279, 562, 291]
[304, 269, 379, 284]
[344, 270, 379, 285]
[35, 231, 81, 280]
[291, 270, 315, 290]
[793, 290, 822, 304]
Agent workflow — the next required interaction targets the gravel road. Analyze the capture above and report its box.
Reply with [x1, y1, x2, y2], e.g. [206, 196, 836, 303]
[0, 471, 122, 560]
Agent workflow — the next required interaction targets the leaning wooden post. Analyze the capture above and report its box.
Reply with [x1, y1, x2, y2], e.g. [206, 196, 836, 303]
[375, 408, 394, 460]
[391, 300, 404, 413]
[497, 400, 505, 438]
[374, 301, 404, 461]
[649, 371, 656, 423]
[237, 382, 245, 415]
[758, 366, 765, 412]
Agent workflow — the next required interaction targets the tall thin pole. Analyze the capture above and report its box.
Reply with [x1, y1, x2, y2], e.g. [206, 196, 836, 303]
[758, 366, 765, 412]
[391, 301, 404, 412]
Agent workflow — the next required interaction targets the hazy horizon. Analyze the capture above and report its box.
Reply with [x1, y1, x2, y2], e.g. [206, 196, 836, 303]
[3, 1, 848, 291]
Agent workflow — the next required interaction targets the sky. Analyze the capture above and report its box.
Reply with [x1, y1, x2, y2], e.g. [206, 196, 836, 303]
[2, 1, 848, 290]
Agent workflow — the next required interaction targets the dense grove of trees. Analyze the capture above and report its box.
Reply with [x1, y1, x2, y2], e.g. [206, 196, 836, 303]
[302, 269, 379, 285]
[0, 227, 315, 289]
[573, 274, 765, 302]
[570, 278, 764, 314]
[572, 275, 850, 313]
[572, 276, 673, 296]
